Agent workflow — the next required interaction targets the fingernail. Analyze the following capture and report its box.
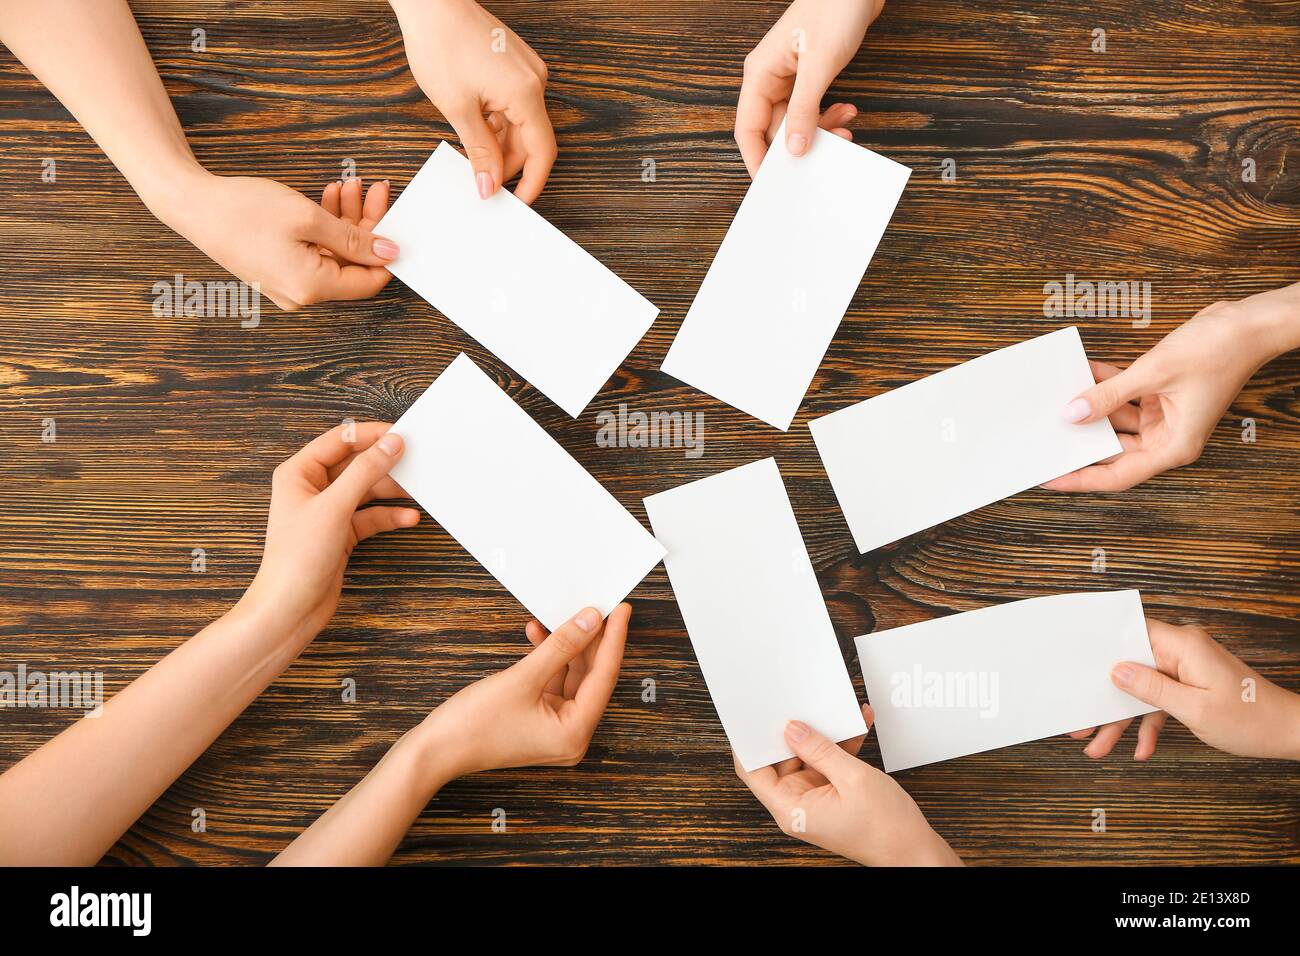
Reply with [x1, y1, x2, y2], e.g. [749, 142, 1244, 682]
[787, 133, 808, 155]
[573, 608, 600, 632]
[377, 434, 402, 456]
[1112, 664, 1135, 687]
[373, 238, 400, 259]
[476, 171, 494, 199]
[1062, 398, 1091, 423]
[785, 720, 810, 743]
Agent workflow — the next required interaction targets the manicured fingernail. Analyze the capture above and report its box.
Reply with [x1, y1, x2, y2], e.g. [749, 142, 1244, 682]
[373, 238, 400, 259]
[573, 608, 600, 632]
[785, 720, 810, 743]
[1112, 664, 1135, 687]
[1062, 398, 1091, 423]
[787, 133, 808, 155]
[476, 171, 494, 199]
[377, 434, 402, 455]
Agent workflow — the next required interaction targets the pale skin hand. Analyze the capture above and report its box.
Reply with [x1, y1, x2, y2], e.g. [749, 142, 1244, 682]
[0, 423, 418, 865]
[735, 0, 886, 176]
[272, 604, 631, 866]
[734, 705, 962, 866]
[0, 0, 401, 311]
[389, 0, 556, 204]
[1071, 619, 1300, 762]
[1045, 282, 1300, 493]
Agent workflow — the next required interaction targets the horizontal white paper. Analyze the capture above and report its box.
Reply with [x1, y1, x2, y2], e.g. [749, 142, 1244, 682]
[855, 590, 1156, 772]
[378, 142, 658, 418]
[644, 458, 866, 771]
[810, 327, 1122, 553]
[661, 125, 910, 430]
[388, 353, 665, 631]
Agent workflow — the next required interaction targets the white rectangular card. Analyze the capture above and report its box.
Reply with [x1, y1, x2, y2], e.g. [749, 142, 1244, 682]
[661, 126, 911, 430]
[855, 590, 1157, 772]
[644, 458, 867, 771]
[377, 142, 658, 418]
[810, 327, 1122, 553]
[387, 353, 665, 631]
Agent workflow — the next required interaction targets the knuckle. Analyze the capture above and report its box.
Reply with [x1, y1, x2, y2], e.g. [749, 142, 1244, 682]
[342, 222, 364, 256]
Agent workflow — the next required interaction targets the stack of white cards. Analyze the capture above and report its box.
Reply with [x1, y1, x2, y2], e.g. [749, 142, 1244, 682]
[378, 137, 1153, 775]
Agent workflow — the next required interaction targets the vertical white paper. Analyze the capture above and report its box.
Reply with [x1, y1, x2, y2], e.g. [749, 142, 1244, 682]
[644, 458, 867, 770]
[855, 591, 1157, 772]
[377, 143, 659, 418]
[387, 353, 665, 631]
[810, 327, 1123, 553]
[661, 126, 911, 430]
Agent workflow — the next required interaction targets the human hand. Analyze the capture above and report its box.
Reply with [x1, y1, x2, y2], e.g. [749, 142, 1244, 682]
[734, 705, 961, 866]
[1045, 283, 1300, 492]
[163, 172, 399, 311]
[390, 0, 555, 203]
[415, 604, 631, 782]
[242, 422, 420, 644]
[734, 0, 885, 176]
[1070, 618, 1300, 761]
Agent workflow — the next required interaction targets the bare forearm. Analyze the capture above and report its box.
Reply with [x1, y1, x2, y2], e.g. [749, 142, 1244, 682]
[271, 725, 454, 867]
[0, 596, 311, 865]
[0, 0, 204, 218]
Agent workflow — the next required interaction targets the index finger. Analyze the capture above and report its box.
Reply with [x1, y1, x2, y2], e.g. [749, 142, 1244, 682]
[571, 602, 632, 724]
[735, 79, 776, 177]
[511, 108, 558, 205]
[286, 420, 394, 477]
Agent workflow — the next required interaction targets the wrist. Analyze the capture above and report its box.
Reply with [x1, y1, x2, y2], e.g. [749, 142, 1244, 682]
[858, 822, 960, 867]
[1238, 282, 1300, 365]
[134, 153, 214, 233]
[233, 576, 326, 652]
[405, 716, 463, 795]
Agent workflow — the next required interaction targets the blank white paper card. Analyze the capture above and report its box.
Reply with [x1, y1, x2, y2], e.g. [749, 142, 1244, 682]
[644, 458, 866, 771]
[378, 142, 658, 418]
[810, 327, 1122, 553]
[855, 590, 1157, 772]
[388, 353, 665, 630]
[661, 126, 910, 430]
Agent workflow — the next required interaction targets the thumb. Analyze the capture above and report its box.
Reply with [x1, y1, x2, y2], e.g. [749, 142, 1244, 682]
[785, 720, 863, 788]
[326, 432, 404, 510]
[306, 206, 400, 266]
[1064, 362, 1153, 425]
[517, 607, 603, 687]
[447, 104, 505, 199]
[784, 69, 827, 157]
[1111, 661, 1202, 720]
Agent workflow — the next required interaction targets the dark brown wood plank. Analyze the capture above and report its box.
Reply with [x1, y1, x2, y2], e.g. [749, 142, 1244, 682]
[0, 0, 1297, 866]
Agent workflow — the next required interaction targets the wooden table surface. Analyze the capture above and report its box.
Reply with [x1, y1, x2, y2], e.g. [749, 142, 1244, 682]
[1, 0, 1297, 866]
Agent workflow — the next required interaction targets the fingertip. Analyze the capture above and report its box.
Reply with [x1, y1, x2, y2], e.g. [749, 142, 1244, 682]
[787, 132, 809, 156]
[376, 433, 403, 457]
[400, 508, 420, 527]
[573, 607, 601, 633]
[1063, 397, 1092, 424]
[372, 237, 400, 260]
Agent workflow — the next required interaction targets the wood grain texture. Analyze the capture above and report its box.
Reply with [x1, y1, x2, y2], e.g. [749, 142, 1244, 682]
[1, 0, 1297, 866]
